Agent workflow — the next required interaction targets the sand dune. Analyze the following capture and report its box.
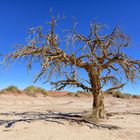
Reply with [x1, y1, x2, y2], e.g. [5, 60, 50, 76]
[0, 94, 139, 140]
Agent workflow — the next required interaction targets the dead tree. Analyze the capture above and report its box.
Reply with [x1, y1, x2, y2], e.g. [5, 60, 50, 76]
[3, 16, 140, 119]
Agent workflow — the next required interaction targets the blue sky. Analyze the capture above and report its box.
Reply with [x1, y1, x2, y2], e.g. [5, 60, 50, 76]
[0, 0, 140, 94]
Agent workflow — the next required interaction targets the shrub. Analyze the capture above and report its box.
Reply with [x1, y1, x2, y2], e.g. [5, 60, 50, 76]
[24, 85, 48, 96]
[67, 92, 75, 96]
[108, 91, 132, 99]
[67, 92, 80, 97]
[114, 91, 124, 98]
[74, 93, 80, 97]
[132, 95, 140, 99]
[6, 85, 19, 91]
[0, 85, 21, 93]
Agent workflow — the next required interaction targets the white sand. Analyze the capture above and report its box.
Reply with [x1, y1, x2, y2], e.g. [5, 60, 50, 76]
[0, 94, 139, 140]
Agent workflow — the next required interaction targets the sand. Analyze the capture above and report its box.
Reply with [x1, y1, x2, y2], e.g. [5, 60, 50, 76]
[0, 94, 139, 140]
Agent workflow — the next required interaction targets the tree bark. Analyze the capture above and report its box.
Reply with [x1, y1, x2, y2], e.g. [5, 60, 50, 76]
[92, 91, 106, 119]
[88, 72, 106, 120]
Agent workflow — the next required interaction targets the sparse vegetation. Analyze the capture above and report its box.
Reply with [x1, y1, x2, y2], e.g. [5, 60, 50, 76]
[74, 93, 80, 97]
[67, 92, 75, 96]
[5, 85, 20, 91]
[67, 91, 91, 97]
[107, 91, 140, 99]
[0, 85, 21, 94]
[132, 95, 140, 99]
[0, 85, 48, 97]
[24, 85, 48, 97]
[77, 91, 91, 97]
[67, 92, 80, 97]
[0, 85, 139, 99]
[108, 91, 124, 98]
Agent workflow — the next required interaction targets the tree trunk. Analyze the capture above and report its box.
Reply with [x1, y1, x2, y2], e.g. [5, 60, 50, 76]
[88, 71, 106, 120]
[91, 90, 106, 119]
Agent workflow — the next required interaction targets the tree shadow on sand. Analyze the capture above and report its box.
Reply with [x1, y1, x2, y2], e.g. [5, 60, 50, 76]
[0, 111, 129, 129]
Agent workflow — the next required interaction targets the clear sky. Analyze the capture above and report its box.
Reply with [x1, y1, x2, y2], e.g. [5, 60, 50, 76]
[0, 0, 140, 94]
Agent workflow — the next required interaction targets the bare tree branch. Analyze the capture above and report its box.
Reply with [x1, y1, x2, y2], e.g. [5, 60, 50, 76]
[105, 84, 125, 92]
[3, 16, 140, 119]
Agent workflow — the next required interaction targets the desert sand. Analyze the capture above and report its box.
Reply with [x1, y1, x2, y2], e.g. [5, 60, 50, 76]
[0, 94, 139, 140]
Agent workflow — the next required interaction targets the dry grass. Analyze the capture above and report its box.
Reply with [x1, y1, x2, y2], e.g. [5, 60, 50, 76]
[107, 91, 140, 99]
[67, 92, 81, 97]
[0, 85, 22, 95]
[0, 85, 139, 99]
[24, 85, 48, 97]
[66, 91, 91, 97]
[0, 85, 48, 97]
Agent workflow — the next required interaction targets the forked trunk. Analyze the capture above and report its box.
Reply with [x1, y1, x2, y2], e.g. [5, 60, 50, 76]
[91, 90, 106, 119]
